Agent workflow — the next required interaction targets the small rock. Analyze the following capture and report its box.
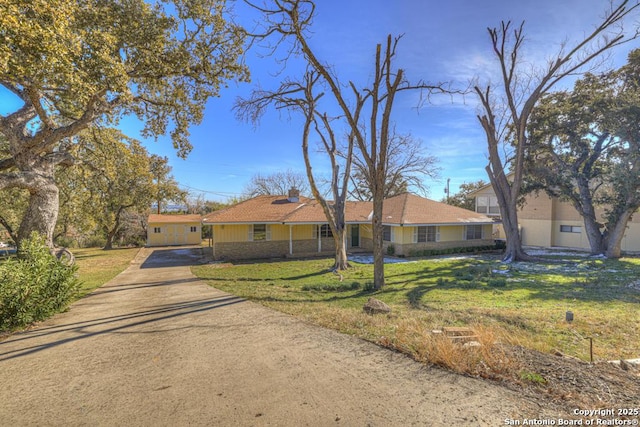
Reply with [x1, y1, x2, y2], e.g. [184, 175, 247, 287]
[363, 297, 391, 315]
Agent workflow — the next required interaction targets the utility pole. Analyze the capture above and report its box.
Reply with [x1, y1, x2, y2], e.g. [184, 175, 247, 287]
[445, 178, 450, 203]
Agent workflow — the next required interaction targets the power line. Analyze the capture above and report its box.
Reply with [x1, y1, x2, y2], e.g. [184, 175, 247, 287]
[179, 184, 244, 198]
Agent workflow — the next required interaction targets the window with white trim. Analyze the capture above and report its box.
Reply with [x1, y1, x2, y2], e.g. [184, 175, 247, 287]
[190, 226, 197, 233]
[249, 224, 271, 241]
[465, 225, 483, 240]
[414, 226, 439, 243]
[153, 227, 162, 233]
[383, 226, 393, 242]
[560, 225, 582, 233]
[476, 196, 500, 214]
[316, 224, 333, 238]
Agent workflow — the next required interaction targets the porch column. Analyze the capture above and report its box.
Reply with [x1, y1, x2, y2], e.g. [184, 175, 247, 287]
[318, 226, 321, 253]
[289, 225, 293, 255]
[212, 226, 216, 259]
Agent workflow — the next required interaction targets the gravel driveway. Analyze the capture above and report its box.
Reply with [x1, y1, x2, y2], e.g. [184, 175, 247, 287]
[0, 247, 542, 426]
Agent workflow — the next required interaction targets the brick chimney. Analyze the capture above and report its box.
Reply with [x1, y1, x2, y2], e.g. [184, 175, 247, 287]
[287, 188, 300, 202]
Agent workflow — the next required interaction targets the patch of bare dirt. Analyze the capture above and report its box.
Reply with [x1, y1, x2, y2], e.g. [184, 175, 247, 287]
[497, 345, 640, 414]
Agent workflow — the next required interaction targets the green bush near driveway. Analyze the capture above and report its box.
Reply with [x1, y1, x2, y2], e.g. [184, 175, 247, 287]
[0, 233, 80, 331]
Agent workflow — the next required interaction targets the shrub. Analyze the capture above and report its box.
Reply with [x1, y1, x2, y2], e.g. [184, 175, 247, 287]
[0, 233, 80, 331]
[301, 281, 362, 292]
[386, 244, 396, 256]
[487, 278, 507, 287]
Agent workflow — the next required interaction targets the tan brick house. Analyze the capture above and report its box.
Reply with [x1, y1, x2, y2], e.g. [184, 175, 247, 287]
[202, 190, 495, 260]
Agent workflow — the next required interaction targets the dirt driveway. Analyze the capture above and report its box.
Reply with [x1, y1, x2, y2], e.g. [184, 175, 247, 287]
[0, 247, 544, 426]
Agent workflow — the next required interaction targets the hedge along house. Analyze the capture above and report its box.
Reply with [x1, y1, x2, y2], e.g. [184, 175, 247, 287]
[202, 190, 495, 260]
[147, 214, 203, 247]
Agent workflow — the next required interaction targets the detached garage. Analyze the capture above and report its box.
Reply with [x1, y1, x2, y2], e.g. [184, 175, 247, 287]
[147, 214, 202, 247]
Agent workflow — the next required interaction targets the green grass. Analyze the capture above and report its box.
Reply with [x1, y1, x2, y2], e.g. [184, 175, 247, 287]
[192, 254, 640, 362]
[74, 247, 140, 295]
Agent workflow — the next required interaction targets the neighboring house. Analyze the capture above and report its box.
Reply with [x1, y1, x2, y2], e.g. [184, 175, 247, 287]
[147, 214, 202, 247]
[470, 181, 640, 252]
[202, 189, 495, 260]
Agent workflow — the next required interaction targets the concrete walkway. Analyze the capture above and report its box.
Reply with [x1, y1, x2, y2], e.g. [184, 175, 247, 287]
[0, 247, 538, 426]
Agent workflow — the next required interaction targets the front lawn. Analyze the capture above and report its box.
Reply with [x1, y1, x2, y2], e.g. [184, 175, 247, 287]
[191, 254, 640, 362]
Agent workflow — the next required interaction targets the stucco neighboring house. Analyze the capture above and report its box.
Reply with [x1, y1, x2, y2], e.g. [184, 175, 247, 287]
[147, 214, 202, 247]
[202, 190, 495, 260]
[470, 181, 640, 252]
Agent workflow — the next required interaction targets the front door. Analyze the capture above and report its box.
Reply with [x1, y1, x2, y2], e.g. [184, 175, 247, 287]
[351, 224, 360, 248]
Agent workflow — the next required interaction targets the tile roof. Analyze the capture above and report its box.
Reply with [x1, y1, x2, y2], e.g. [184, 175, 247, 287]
[202, 192, 493, 226]
[148, 214, 202, 223]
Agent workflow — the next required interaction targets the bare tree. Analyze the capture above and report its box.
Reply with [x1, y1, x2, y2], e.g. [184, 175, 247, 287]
[243, 169, 311, 197]
[241, 0, 448, 287]
[474, 1, 640, 262]
[237, 71, 354, 270]
[347, 131, 439, 201]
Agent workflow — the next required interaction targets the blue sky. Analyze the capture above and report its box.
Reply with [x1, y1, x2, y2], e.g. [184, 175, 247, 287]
[3, 1, 640, 202]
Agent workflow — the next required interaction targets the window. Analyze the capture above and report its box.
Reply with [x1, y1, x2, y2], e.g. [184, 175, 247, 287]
[476, 196, 499, 215]
[250, 224, 270, 241]
[415, 226, 438, 243]
[383, 226, 393, 242]
[560, 225, 582, 233]
[153, 227, 161, 233]
[190, 226, 197, 233]
[465, 225, 483, 240]
[317, 224, 333, 238]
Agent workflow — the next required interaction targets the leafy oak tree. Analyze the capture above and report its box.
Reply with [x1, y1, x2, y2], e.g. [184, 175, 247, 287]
[62, 128, 177, 249]
[527, 50, 640, 258]
[0, 0, 248, 249]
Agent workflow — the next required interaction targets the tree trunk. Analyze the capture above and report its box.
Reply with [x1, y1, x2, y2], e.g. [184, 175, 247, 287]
[572, 178, 607, 255]
[103, 211, 122, 250]
[486, 163, 531, 263]
[103, 233, 115, 250]
[500, 202, 528, 263]
[372, 192, 385, 290]
[604, 210, 634, 258]
[17, 178, 59, 249]
[333, 228, 349, 270]
[583, 215, 606, 255]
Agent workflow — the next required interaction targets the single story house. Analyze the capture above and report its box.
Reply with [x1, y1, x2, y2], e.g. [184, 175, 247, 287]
[470, 181, 640, 252]
[202, 190, 495, 260]
[147, 214, 202, 247]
